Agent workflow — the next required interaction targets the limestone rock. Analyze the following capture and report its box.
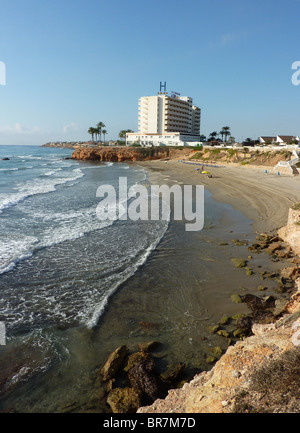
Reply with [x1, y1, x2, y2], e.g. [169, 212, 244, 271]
[107, 387, 142, 413]
[72, 146, 170, 162]
[138, 341, 161, 352]
[128, 357, 168, 403]
[231, 258, 247, 268]
[278, 205, 300, 256]
[100, 345, 129, 382]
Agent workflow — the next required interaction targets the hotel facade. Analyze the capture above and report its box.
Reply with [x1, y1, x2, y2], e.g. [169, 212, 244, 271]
[126, 92, 201, 147]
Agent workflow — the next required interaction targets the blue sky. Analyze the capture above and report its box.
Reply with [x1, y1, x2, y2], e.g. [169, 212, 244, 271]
[1, 0, 300, 145]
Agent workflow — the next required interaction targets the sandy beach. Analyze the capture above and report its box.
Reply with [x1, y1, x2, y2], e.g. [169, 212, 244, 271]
[136, 157, 300, 414]
[138, 158, 300, 234]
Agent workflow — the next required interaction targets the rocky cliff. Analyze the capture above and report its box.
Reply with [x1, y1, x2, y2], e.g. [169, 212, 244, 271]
[72, 146, 168, 162]
[72, 146, 194, 162]
[190, 148, 295, 168]
[278, 204, 300, 256]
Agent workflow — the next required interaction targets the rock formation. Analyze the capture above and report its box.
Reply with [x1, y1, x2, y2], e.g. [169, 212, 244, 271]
[72, 146, 195, 162]
[72, 146, 171, 162]
[278, 204, 300, 256]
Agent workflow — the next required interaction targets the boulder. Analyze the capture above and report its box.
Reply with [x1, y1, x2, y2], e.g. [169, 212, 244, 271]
[241, 294, 276, 311]
[124, 351, 151, 372]
[231, 258, 247, 268]
[211, 346, 223, 358]
[128, 357, 168, 403]
[107, 387, 142, 413]
[231, 294, 243, 304]
[161, 362, 186, 384]
[265, 242, 282, 254]
[281, 266, 300, 280]
[278, 205, 300, 256]
[100, 345, 129, 382]
[137, 341, 161, 352]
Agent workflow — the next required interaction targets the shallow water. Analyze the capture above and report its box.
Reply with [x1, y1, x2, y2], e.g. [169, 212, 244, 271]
[0, 146, 288, 412]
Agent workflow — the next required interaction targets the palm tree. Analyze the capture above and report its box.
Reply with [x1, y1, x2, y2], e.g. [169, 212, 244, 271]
[119, 129, 134, 144]
[222, 126, 231, 142]
[88, 127, 95, 142]
[102, 129, 107, 144]
[208, 131, 218, 141]
[219, 129, 225, 142]
[97, 122, 106, 144]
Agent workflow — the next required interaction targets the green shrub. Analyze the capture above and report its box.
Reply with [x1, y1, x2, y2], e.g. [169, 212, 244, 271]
[226, 148, 238, 157]
[191, 152, 204, 159]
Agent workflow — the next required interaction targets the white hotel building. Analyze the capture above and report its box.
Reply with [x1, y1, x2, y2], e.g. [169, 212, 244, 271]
[126, 92, 201, 147]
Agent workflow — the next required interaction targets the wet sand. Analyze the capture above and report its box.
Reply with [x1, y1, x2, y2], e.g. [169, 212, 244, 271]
[138, 159, 300, 234]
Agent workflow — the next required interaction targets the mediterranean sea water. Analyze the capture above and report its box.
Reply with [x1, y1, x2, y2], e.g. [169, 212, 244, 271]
[0, 145, 282, 412]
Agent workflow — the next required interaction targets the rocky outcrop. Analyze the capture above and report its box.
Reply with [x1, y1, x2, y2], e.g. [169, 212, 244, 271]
[138, 293, 300, 413]
[189, 148, 297, 170]
[100, 345, 129, 382]
[137, 227, 300, 413]
[99, 341, 186, 413]
[72, 146, 171, 162]
[72, 146, 196, 162]
[278, 204, 300, 256]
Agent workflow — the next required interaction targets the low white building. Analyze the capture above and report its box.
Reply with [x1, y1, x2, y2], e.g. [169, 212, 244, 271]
[126, 132, 202, 147]
[127, 91, 201, 146]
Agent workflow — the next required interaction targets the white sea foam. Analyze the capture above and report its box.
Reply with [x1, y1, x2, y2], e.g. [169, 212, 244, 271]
[85, 224, 168, 329]
[0, 168, 84, 214]
[0, 203, 114, 275]
[0, 236, 38, 275]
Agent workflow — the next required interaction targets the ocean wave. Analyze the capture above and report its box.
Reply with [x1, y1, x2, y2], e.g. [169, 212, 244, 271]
[43, 168, 62, 176]
[0, 206, 114, 275]
[0, 168, 84, 214]
[85, 222, 168, 329]
[0, 167, 19, 171]
[16, 155, 43, 160]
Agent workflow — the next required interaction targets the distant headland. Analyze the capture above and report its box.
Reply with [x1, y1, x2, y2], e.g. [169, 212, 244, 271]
[41, 141, 85, 148]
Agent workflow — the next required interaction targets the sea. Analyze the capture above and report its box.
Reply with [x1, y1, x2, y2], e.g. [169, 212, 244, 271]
[0, 145, 282, 412]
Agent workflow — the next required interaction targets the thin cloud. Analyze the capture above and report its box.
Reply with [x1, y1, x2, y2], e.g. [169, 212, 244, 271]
[0, 123, 40, 135]
[62, 122, 80, 134]
[221, 32, 237, 46]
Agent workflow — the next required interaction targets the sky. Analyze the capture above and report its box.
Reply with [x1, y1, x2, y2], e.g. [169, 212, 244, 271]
[1, 0, 300, 145]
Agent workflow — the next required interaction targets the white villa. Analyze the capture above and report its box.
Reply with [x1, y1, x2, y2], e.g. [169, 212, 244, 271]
[259, 135, 299, 145]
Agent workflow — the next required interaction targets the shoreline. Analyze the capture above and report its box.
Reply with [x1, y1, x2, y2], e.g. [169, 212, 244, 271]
[97, 157, 300, 413]
[138, 158, 300, 233]
[134, 158, 300, 413]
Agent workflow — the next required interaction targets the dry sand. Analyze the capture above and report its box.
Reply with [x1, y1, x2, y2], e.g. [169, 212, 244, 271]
[138, 159, 300, 234]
